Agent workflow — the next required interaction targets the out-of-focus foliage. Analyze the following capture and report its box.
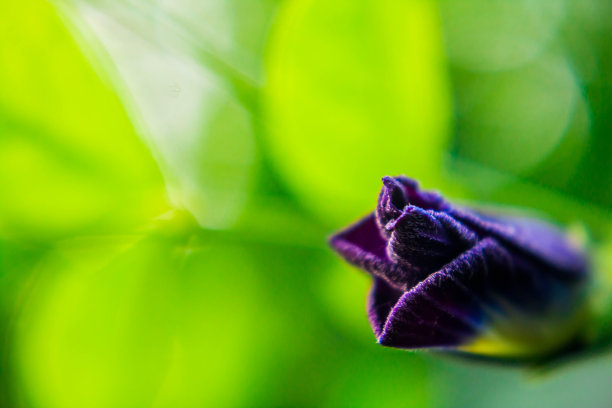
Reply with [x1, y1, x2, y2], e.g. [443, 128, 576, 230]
[440, 0, 612, 236]
[65, 0, 267, 229]
[264, 0, 453, 224]
[0, 0, 168, 242]
[3, 0, 612, 407]
[15, 214, 301, 408]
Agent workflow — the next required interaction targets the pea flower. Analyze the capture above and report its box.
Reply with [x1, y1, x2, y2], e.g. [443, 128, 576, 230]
[329, 176, 590, 360]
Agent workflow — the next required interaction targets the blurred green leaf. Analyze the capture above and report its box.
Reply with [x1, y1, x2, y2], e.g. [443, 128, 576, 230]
[58, 0, 281, 229]
[13, 215, 320, 408]
[318, 261, 372, 342]
[264, 0, 453, 225]
[0, 241, 45, 408]
[440, 0, 566, 72]
[562, 0, 612, 208]
[151, 0, 278, 84]
[322, 351, 430, 408]
[0, 0, 169, 241]
[429, 353, 612, 408]
[15, 232, 181, 408]
[453, 52, 588, 175]
[152, 243, 295, 408]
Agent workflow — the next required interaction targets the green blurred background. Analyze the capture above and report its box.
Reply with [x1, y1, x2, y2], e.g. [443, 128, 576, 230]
[3, 0, 612, 407]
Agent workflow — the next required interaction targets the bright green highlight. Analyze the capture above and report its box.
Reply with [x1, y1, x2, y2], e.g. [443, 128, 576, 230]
[0, 0, 168, 241]
[264, 0, 453, 224]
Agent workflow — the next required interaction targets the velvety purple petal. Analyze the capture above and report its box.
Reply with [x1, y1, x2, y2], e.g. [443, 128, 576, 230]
[328, 214, 408, 289]
[376, 177, 408, 231]
[376, 242, 491, 349]
[377, 293, 477, 349]
[378, 236, 587, 350]
[377, 237, 575, 349]
[449, 207, 588, 279]
[329, 175, 591, 356]
[385, 206, 477, 286]
[367, 277, 404, 337]
[375, 176, 587, 281]
[376, 176, 447, 234]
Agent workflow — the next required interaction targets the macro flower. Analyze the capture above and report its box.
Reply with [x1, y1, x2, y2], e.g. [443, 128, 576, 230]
[329, 176, 590, 359]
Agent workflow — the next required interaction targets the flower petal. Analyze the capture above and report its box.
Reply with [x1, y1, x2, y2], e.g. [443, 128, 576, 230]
[367, 277, 404, 337]
[377, 237, 585, 355]
[330, 175, 591, 358]
[449, 207, 587, 279]
[386, 206, 477, 286]
[376, 176, 447, 233]
[329, 214, 408, 288]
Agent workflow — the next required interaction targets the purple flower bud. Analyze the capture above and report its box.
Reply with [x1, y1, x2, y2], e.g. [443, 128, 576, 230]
[330, 176, 590, 359]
